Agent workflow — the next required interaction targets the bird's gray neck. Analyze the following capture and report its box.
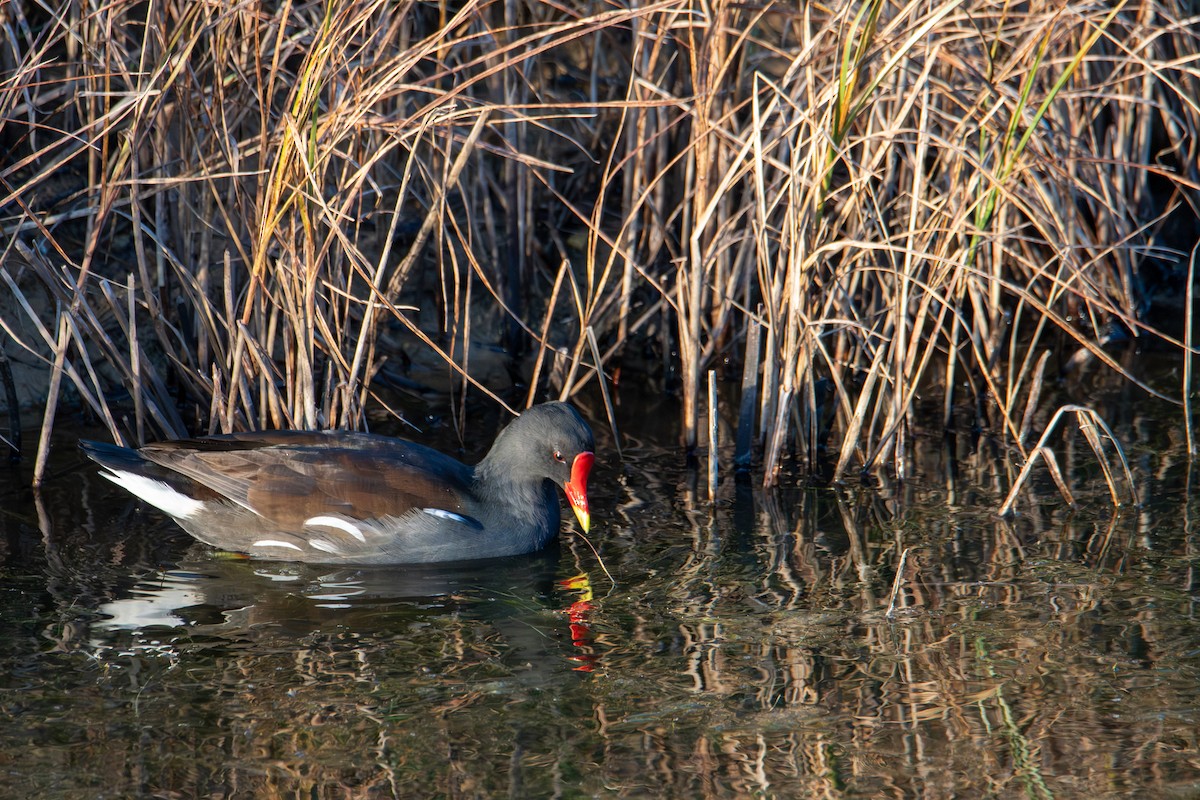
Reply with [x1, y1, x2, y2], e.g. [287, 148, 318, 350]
[472, 460, 560, 541]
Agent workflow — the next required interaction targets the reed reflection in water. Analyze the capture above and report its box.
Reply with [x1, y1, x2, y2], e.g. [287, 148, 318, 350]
[0, 411, 1196, 797]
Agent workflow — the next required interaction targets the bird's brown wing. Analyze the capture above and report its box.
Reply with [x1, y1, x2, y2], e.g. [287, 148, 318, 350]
[139, 434, 474, 526]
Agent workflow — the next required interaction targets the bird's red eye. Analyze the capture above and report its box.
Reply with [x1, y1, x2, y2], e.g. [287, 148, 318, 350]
[554, 450, 565, 462]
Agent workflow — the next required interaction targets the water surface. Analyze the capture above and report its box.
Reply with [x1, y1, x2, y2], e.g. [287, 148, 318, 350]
[1, 393, 1199, 798]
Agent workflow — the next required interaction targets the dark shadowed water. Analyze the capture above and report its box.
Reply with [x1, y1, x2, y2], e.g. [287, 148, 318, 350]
[1, 382, 1199, 798]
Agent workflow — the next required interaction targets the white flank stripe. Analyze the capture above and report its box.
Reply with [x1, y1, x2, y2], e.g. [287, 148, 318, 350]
[421, 508, 473, 525]
[307, 539, 343, 554]
[304, 515, 366, 542]
[101, 470, 203, 519]
[251, 539, 303, 551]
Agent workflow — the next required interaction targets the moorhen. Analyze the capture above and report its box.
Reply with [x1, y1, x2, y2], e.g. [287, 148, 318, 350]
[80, 402, 594, 564]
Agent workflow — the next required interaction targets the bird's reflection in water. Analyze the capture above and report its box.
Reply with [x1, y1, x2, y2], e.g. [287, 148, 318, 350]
[90, 543, 600, 679]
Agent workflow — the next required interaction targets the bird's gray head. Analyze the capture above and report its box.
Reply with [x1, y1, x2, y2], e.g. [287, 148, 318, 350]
[477, 402, 595, 531]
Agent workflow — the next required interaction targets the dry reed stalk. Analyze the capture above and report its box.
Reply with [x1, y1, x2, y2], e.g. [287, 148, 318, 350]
[885, 547, 912, 620]
[998, 404, 1137, 516]
[0, 337, 19, 459]
[0, 0, 1194, 496]
[707, 369, 718, 502]
[525, 259, 570, 409]
[586, 324, 622, 461]
[1187, 242, 1198, 455]
[735, 318, 760, 472]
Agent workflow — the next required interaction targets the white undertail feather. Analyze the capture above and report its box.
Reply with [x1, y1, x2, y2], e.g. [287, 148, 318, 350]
[100, 470, 203, 520]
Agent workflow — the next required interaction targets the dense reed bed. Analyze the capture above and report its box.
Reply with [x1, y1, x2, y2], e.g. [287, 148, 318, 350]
[1, 0, 1198, 487]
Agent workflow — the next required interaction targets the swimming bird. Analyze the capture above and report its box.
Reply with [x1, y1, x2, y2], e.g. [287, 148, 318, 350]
[80, 402, 594, 565]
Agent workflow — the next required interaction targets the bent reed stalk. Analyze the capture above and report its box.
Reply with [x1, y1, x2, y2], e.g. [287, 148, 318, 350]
[0, 0, 1197, 497]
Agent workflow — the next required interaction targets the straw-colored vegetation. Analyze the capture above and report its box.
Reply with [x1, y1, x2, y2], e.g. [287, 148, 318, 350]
[1, 0, 1198, 490]
[3, 6, 1199, 792]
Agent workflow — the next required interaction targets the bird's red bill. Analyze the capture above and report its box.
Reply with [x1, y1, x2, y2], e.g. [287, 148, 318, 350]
[564, 451, 594, 532]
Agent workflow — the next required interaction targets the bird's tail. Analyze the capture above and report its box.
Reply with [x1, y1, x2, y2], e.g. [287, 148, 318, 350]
[79, 439, 206, 520]
[79, 439, 148, 472]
